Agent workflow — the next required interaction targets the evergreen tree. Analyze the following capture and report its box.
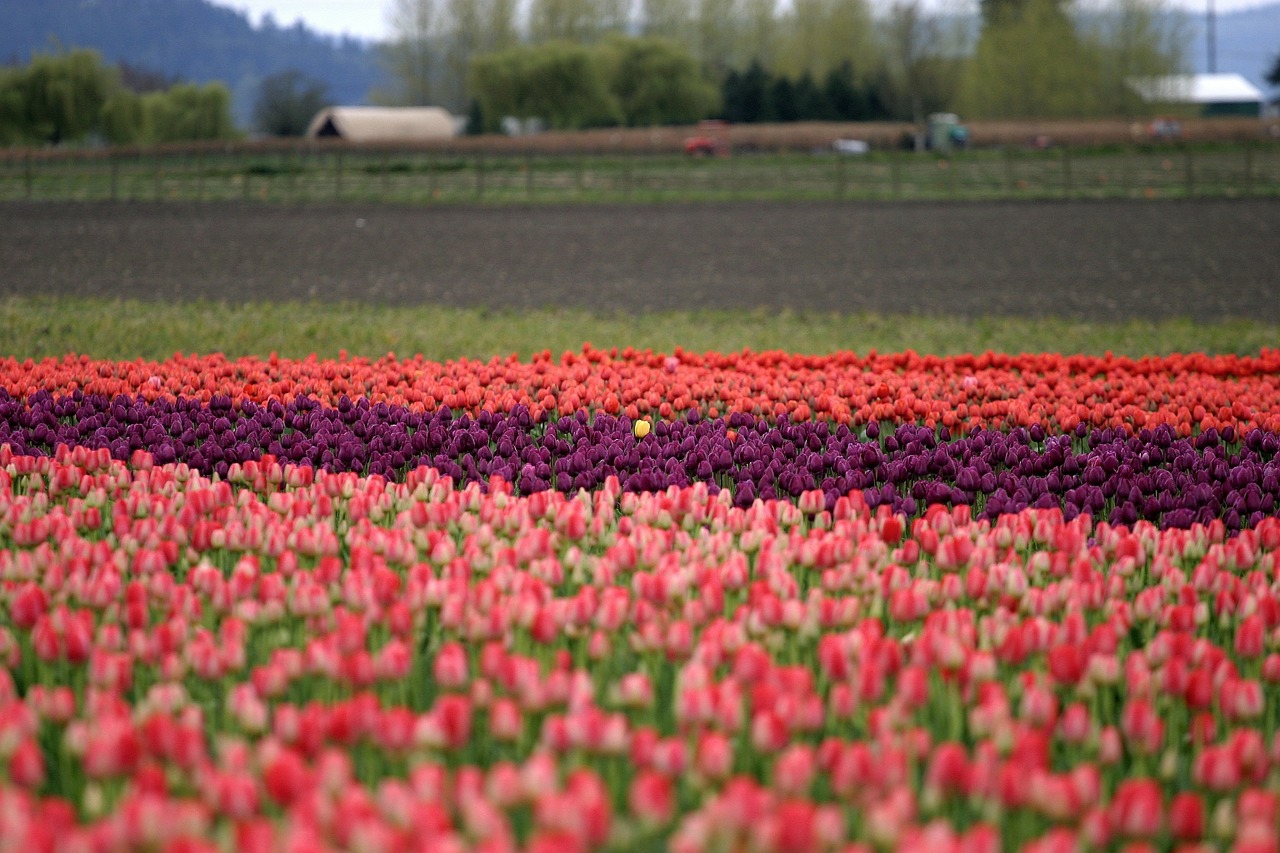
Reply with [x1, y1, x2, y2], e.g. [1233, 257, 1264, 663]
[822, 62, 863, 120]
[793, 71, 830, 119]
[736, 60, 771, 122]
[768, 74, 798, 121]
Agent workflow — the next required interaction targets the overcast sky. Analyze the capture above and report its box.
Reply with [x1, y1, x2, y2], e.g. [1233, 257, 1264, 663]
[212, 0, 1275, 43]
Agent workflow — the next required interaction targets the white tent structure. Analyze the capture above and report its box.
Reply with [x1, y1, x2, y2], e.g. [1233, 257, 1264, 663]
[1126, 74, 1264, 117]
[305, 107, 458, 143]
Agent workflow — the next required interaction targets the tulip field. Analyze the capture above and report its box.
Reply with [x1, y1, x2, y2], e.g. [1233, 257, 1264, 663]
[3, 345, 1280, 852]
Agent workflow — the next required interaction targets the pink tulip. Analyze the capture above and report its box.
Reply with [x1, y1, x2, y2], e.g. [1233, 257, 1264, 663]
[630, 770, 674, 827]
[1110, 778, 1164, 839]
[434, 641, 470, 691]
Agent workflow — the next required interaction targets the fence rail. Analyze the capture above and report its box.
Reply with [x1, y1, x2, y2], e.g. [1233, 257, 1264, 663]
[2, 142, 1277, 204]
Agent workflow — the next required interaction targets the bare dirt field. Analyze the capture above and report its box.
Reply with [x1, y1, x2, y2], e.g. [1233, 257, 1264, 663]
[1, 199, 1276, 321]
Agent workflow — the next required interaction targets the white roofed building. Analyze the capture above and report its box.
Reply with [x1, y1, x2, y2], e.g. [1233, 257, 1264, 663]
[1126, 73, 1265, 117]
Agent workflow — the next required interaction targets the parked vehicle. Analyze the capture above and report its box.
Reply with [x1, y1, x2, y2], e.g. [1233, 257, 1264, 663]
[683, 135, 726, 156]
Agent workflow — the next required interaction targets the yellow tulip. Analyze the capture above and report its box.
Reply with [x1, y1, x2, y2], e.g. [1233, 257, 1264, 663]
[633, 420, 651, 439]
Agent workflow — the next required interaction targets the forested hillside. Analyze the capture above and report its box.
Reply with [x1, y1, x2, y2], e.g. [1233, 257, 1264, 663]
[1, 0, 383, 124]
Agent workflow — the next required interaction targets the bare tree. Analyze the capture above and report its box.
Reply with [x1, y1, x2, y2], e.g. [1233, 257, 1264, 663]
[695, 0, 742, 75]
[738, 0, 780, 68]
[880, 0, 963, 136]
[778, 0, 878, 81]
[528, 0, 627, 43]
[378, 0, 442, 104]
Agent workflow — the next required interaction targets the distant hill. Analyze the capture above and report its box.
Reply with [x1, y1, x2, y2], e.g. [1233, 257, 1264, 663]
[0, 0, 386, 127]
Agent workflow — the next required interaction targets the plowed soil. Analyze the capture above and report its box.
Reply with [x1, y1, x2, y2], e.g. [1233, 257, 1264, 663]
[2, 199, 1276, 321]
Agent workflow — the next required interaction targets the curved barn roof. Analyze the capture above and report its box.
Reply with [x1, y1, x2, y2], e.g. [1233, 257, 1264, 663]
[306, 107, 458, 143]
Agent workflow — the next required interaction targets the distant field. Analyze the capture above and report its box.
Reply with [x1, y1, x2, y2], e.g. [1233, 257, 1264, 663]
[3, 143, 1278, 205]
[4, 296, 1277, 363]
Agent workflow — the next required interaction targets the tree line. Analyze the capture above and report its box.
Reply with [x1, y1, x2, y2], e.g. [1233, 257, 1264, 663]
[1, 0, 1204, 146]
[0, 49, 236, 146]
[375, 0, 1193, 132]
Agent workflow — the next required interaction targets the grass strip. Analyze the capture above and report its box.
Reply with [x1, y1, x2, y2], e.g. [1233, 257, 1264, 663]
[3, 296, 1276, 362]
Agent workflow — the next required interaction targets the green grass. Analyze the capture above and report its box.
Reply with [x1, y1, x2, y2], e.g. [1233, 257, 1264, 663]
[2, 296, 1275, 363]
[3, 145, 1277, 204]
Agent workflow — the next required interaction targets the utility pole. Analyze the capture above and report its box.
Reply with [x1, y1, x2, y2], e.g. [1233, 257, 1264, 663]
[1207, 0, 1217, 73]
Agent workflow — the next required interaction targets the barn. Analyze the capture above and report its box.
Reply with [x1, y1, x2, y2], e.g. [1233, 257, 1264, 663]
[305, 107, 459, 143]
[1126, 73, 1265, 118]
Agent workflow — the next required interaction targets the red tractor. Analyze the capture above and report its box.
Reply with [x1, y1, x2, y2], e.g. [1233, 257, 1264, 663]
[683, 135, 725, 157]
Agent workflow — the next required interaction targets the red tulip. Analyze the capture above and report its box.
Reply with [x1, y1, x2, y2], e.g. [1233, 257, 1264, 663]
[1169, 792, 1205, 841]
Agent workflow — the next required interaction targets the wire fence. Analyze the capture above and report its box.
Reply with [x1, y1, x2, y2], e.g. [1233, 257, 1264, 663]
[2, 141, 1278, 204]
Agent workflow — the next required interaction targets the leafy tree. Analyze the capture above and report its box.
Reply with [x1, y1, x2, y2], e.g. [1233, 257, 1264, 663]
[960, 0, 1103, 118]
[144, 82, 237, 143]
[10, 49, 114, 144]
[0, 71, 28, 145]
[599, 35, 719, 126]
[253, 69, 330, 137]
[469, 41, 621, 130]
[100, 88, 147, 144]
[962, 0, 1185, 119]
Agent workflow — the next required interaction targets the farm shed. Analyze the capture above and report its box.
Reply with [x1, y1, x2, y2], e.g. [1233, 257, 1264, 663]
[1126, 73, 1265, 117]
[305, 107, 458, 143]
